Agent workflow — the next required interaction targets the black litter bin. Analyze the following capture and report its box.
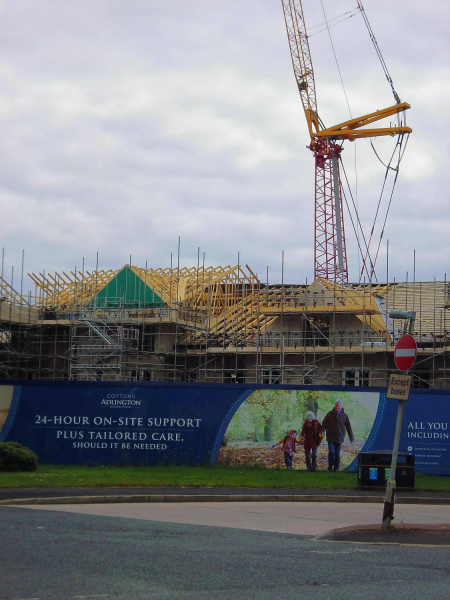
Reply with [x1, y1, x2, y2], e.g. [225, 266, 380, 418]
[358, 450, 414, 490]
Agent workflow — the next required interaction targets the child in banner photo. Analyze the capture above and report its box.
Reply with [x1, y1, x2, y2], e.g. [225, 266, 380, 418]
[273, 429, 301, 470]
[300, 411, 323, 472]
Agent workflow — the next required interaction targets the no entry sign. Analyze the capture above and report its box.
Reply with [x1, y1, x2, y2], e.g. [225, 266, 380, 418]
[394, 334, 417, 371]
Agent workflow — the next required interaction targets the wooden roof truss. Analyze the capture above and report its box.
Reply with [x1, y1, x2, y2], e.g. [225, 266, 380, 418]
[27, 264, 261, 316]
[28, 269, 120, 307]
[0, 276, 31, 306]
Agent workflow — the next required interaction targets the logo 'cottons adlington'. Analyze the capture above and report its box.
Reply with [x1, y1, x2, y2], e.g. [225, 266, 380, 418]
[101, 397, 141, 407]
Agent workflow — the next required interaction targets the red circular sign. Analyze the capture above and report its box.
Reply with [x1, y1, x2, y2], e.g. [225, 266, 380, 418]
[394, 334, 417, 371]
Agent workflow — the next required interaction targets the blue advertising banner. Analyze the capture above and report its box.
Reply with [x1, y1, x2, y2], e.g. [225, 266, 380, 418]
[0, 382, 251, 466]
[0, 381, 449, 474]
[348, 391, 450, 474]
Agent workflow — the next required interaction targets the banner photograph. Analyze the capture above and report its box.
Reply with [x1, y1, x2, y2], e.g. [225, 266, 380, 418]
[216, 389, 379, 472]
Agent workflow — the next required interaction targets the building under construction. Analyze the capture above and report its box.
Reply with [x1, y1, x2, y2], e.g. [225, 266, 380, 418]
[0, 263, 448, 389]
[1, 6, 440, 391]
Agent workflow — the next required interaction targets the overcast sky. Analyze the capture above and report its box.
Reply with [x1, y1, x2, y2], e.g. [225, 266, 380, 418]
[1, 0, 449, 293]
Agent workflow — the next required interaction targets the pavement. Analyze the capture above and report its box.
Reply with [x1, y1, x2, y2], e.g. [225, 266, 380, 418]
[2, 485, 450, 545]
[0, 485, 449, 505]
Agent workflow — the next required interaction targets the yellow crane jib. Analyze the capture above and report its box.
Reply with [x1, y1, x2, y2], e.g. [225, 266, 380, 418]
[316, 103, 412, 142]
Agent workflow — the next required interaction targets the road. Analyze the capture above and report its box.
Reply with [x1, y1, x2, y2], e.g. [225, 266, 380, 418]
[1, 502, 449, 600]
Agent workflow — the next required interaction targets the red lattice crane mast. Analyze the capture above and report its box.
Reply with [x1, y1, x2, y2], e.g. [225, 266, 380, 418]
[281, 0, 411, 284]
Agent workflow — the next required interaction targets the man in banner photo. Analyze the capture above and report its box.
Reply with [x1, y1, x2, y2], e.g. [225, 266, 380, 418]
[320, 399, 354, 472]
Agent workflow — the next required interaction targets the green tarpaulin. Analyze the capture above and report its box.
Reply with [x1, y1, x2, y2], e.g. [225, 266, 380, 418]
[92, 266, 165, 308]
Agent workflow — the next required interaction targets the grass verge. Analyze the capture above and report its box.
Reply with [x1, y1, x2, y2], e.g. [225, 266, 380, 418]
[0, 465, 448, 492]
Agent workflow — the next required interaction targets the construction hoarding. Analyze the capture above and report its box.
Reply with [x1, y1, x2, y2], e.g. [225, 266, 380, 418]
[0, 382, 448, 475]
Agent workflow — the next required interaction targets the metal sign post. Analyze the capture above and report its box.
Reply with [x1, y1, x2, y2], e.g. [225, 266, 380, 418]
[382, 311, 416, 532]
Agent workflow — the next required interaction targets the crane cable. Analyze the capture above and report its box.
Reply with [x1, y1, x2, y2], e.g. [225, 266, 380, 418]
[319, 0, 353, 120]
[371, 131, 410, 171]
[369, 133, 410, 279]
[357, 0, 410, 278]
[359, 137, 401, 278]
[357, 0, 401, 107]
[339, 157, 377, 283]
[360, 131, 410, 279]
[319, 0, 363, 277]
[308, 7, 360, 37]
[356, 0, 411, 280]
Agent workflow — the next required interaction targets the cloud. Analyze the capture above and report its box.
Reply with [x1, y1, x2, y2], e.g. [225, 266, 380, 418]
[0, 0, 448, 290]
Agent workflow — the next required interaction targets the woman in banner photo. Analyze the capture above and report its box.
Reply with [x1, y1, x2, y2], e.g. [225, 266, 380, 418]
[273, 429, 301, 470]
[320, 399, 354, 472]
[300, 411, 323, 472]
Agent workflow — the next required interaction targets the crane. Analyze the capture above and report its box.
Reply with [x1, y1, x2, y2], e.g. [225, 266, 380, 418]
[281, 0, 412, 284]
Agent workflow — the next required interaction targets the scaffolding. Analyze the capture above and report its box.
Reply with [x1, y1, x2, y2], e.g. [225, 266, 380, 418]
[0, 261, 448, 389]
